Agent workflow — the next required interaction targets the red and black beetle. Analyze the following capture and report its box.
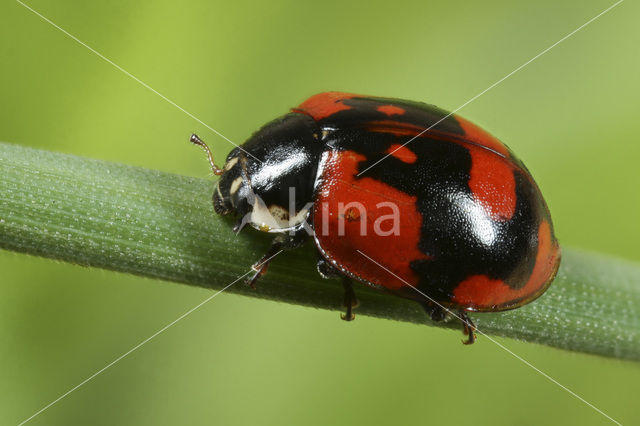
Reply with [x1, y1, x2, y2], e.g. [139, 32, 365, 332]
[190, 92, 561, 344]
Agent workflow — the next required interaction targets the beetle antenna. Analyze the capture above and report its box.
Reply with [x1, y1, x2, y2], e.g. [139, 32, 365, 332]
[190, 133, 224, 176]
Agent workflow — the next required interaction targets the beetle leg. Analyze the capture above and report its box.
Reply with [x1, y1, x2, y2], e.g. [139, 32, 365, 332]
[247, 241, 284, 288]
[316, 256, 340, 279]
[458, 310, 477, 345]
[340, 277, 359, 321]
[421, 303, 476, 344]
[315, 257, 360, 321]
[247, 231, 308, 288]
[420, 302, 446, 322]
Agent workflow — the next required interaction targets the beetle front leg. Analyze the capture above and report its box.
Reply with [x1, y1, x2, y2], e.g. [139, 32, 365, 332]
[247, 241, 285, 288]
[247, 231, 308, 288]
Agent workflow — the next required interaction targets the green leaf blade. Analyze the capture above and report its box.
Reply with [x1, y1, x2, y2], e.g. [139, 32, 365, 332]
[1, 142, 638, 360]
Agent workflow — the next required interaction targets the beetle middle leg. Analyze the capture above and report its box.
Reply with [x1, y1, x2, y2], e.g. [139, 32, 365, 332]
[340, 277, 359, 321]
[317, 257, 359, 321]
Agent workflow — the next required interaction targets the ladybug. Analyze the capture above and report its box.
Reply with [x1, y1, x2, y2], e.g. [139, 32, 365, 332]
[190, 92, 561, 344]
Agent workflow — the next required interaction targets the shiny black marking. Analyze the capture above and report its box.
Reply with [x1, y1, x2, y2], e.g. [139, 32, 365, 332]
[326, 127, 552, 302]
[215, 113, 322, 219]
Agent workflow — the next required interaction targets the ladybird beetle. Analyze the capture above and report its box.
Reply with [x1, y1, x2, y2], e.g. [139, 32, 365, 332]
[190, 92, 561, 344]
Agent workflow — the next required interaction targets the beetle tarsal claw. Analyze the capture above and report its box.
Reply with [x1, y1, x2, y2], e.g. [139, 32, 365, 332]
[340, 313, 355, 321]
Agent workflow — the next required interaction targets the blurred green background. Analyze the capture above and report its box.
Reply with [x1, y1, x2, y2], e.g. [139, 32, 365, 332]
[1, 0, 639, 425]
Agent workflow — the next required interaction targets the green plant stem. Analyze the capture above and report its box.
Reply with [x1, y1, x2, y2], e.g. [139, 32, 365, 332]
[1, 142, 638, 360]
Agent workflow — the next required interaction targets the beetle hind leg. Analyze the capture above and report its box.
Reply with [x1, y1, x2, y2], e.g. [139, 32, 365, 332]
[341, 277, 359, 321]
[458, 310, 477, 345]
[420, 302, 446, 322]
[420, 303, 477, 345]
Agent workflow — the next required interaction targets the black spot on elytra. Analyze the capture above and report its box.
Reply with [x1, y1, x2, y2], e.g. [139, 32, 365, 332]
[332, 126, 545, 303]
